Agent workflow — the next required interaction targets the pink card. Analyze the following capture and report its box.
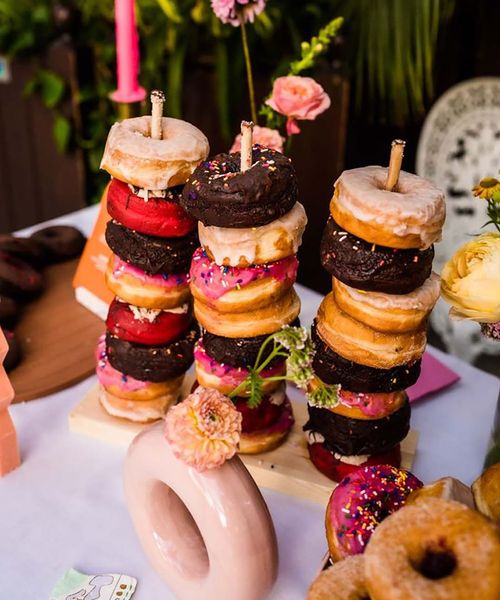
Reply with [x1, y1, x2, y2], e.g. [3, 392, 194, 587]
[407, 352, 460, 402]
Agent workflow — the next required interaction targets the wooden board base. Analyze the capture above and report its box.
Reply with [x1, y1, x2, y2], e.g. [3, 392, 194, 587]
[10, 259, 105, 403]
[70, 383, 418, 505]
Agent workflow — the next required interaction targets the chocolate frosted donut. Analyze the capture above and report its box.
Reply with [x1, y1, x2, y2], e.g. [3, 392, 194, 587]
[304, 399, 411, 456]
[311, 321, 421, 392]
[0, 295, 20, 327]
[105, 221, 198, 275]
[321, 218, 434, 294]
[0, 235, 48, 267]
[105, 323, 199, 382]
[30, 225, 86, 262]
[0, 253, 43, 300]
[181, 146, 298, 228]
[3, 330, 22, 372]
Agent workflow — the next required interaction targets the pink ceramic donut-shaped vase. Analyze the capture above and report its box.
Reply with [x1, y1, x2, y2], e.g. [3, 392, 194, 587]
[124, 422, 278, 600]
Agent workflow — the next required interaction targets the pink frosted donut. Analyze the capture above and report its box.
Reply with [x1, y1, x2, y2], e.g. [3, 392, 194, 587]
[325, 464, 422, 561]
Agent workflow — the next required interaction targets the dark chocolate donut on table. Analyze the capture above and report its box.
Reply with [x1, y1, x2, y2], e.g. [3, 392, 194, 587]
[3, 329, 22, 372]
[0, 235, 48, 267]
[181, 145, 298, 228]
[105, 323, 199, 382]
[304, 399, 411, 456]
[0, 253, 43, 300]
[30, 225, 86, 262]
[105, 220, 198, 275]
[320, 217, 434, 294]
[0, 295, 20, 328]
[311, 320, 421, 392]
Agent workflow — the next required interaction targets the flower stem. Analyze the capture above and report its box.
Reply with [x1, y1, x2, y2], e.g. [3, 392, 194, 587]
[239, 14, 257, 123]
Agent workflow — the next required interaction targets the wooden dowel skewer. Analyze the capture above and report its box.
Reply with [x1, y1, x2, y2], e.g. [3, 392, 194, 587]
[240, 120, 254, 172]
[385, 139, 406, 191]
[150, 90, 165, 140]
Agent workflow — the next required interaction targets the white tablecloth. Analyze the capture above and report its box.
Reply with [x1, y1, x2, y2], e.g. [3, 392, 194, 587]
[1, 207, 499, 599]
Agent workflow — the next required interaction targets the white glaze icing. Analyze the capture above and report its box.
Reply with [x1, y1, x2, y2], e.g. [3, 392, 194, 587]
[333, 452, 371, 465]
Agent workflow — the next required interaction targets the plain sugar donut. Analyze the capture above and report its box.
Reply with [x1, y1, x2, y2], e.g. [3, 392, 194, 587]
[101, 116, 209, 189]
[307, 555, 368, 600]
[124, 422, 278, 600]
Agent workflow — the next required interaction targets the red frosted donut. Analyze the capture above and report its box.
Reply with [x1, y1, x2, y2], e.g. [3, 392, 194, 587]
[106, 298, 191, 345]
[325, 464, 423, 561]
[308, 440, 402, 483]
[107, 178, 196, 238]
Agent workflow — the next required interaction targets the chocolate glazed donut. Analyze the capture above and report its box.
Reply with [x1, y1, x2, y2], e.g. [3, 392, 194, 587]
[311, 321, 421, 393]
[181, 146, 298, 228]
[106, 324, 199, 382]
[0, 253, 43, 300]
[106, 221, 198, 275]
[30, 225, 86, 262]
[320, 218, 434, 294]
[304, 400, 411, 456]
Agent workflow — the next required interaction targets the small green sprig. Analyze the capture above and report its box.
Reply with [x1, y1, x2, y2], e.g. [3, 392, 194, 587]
[229, 326, 340, 409]
[289, 17, 344, 76]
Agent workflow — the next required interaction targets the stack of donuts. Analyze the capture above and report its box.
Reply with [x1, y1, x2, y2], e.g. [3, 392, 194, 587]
[96, 92, 209, 422]
[181, 122, 307, 453]
[305, 141, 445, 481]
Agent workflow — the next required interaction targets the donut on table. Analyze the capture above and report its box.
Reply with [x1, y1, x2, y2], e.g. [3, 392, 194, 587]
[105, 298, 191, 346]
[307, 555, 368, 600]
[406, 476, 475, 509]
[365, 498, 500, 600]
[181, 146, 298, 228]
[198, 201, 307, 267]
[325, 464, 422, 561]
[105, 254, 190, 310]
[107, 178, 196, 238]
[100, 115, 210, 189]
[190, 247, 298, 313]
[472, 462, 500, 521]
[0, 252, 43, 300]
[30, 225, 86, 262]
[330, 166, 445, 250]
[320, 217, 434, 294]
[0, 295, 20, 328]
[0, 235, 48, 267]
[99, 386, 180, 423]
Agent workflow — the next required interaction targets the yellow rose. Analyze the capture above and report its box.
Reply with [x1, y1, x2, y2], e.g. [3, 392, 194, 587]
[441, 232, 500, 323]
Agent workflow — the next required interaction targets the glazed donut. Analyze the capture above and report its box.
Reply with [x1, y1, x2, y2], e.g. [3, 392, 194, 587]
[100, 116, 209, 189]
[107, 179, 196, 238]
[30, 225, 86, 262]
[365, 498, 500, 600]
[194, 287, 301, 338]
[304, 399, 410, 456]
[0, 234, 48, 267]
[317, 292, 427, 369]
[105, 220, 197, 276]
[332, 273, 440, 333]
[96, 336, 183, 402]
[0, 295, 20, 328]
[199, 202, 307, 267]
[105, 254, 190, 310]
[106, 298, 191, 345]
[105, 324, 198, 382]
[320, 217, 434, 294]
[329, 389, 408, 420]
[311, 321, 422, 392]
[407, 476, 474, 509]
[307, 555, 368, 600]
[472, 462, 500, 521]
[181, 146, 298, 228]
[330, 166, 445, 249]
[0, 253, 43, 300]
[190, 247, 297, 313]
[98, 386, 179, 423]
[194, 338, 285, 396]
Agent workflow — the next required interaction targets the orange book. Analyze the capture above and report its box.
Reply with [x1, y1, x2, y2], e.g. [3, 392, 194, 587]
[72, 190, 113, 320]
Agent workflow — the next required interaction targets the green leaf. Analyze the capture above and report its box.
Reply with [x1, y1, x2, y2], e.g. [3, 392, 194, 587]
[39, 69, 65, 108]
[53, 115, 71, 154]
[156, 0, 183, 23]
[23, 77, 38, 97]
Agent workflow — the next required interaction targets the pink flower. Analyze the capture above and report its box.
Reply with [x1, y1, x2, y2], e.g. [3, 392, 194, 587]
[211, 0, 266, 26]
[230, 125, 285, 153]
[266, 75, 331, 135]
[164, 387, 242, 471]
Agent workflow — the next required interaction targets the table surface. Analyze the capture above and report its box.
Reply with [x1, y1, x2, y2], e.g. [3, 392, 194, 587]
[2, 206, 499, 600]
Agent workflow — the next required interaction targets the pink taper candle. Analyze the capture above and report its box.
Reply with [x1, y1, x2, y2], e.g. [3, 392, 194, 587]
[110, 0, 146, 104]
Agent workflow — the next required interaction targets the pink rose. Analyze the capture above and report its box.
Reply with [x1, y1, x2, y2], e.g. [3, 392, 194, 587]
[266, 75, 331, 135]
[230, 125, 285, 153]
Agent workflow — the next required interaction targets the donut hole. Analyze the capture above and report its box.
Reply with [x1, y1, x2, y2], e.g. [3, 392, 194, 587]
[412, 543, 457, 580]
[149, 481, 209, 578]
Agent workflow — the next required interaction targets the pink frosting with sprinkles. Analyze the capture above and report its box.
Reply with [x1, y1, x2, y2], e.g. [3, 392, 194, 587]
[328, 465, 422, 558]
[190, 247, 298, 299]
[194, 339, 285, 387]
[338, 390, 407, 419]
[95, 335, 150, 392]
[112, 255, 189, 289]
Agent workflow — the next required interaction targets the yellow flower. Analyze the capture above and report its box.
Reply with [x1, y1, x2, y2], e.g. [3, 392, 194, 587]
[472, 177, 500, 200]
[441, 233, 500, 323]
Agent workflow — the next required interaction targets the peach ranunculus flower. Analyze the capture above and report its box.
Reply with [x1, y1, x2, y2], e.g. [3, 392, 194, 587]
[230, 125, 285, 153]
[164, 387, 242, 471]
[266, 75, 331, 135]
[441, 232, 500, 324]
